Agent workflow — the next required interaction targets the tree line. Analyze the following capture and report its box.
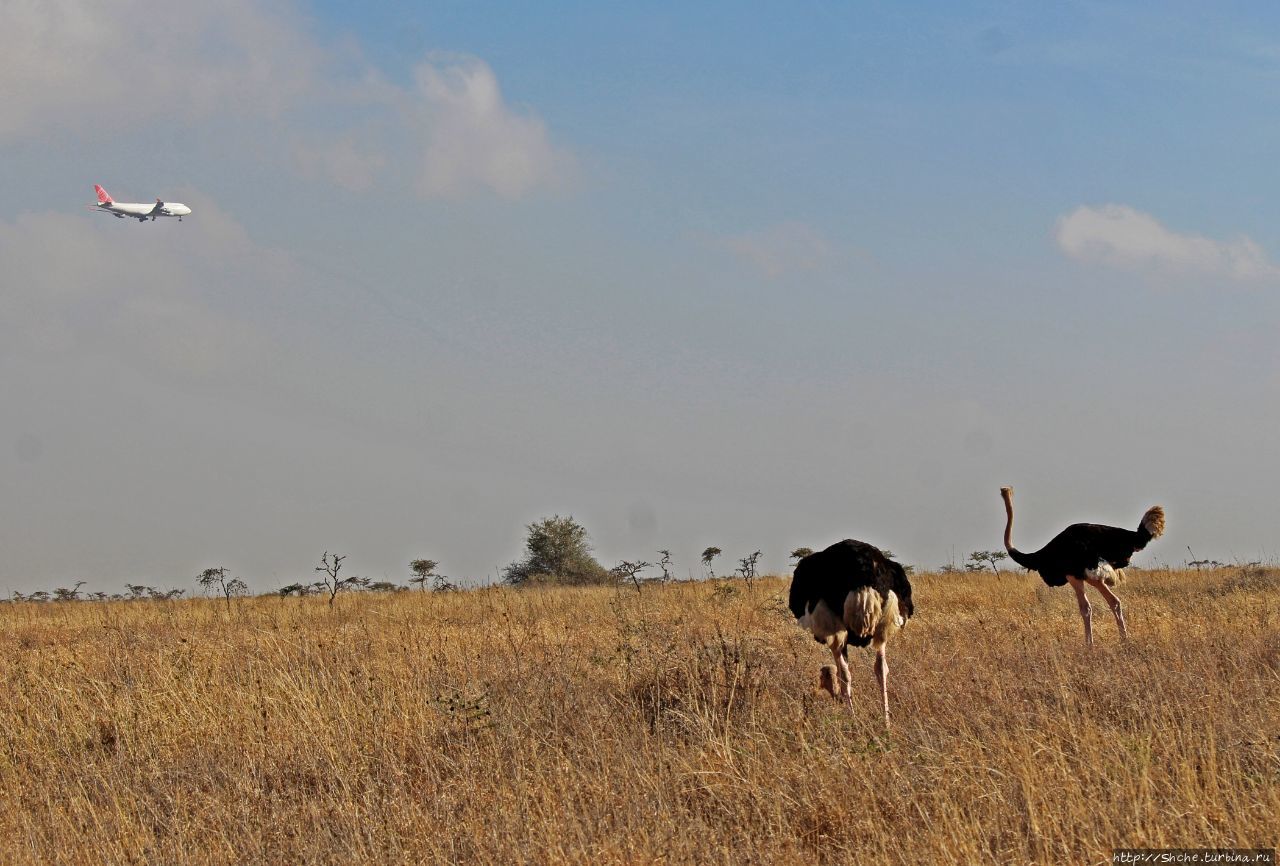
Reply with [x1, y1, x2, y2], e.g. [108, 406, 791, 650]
[7, 514, 1028, 603]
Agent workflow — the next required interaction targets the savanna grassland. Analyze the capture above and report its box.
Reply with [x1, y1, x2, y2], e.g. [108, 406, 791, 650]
[1, 568, 1277, 865]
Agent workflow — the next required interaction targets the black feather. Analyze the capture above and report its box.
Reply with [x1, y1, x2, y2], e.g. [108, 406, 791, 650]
[1013, 523, 1153, 587]
[789, 539, 914, 647]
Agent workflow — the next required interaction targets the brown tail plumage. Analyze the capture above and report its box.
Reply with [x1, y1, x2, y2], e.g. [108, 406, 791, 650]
[1140, 505, 1165, 540]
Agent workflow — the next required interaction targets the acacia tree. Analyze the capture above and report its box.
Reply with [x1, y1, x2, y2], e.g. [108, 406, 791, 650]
[611, 560, 651, 591]
[502, 515, 608, 586]
[53, 581, 86, 601]
[315, 552, 369, 606]
[198, 567, 248, 609]
[656, 550, 674, 582]
[966, 550, 1007, 575]
[409, 559, 439, 591]
[789, 547, 814, 563]
[701, 547, 722, 578]
[736, 550, 763, 585]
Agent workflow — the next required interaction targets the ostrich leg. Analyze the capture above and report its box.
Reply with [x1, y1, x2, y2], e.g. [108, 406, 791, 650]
[874, 646, 890, 727]
[1067, 576, 1093, 647]
[1087, 578, 1127, 640]
[830, 641, 853, 709]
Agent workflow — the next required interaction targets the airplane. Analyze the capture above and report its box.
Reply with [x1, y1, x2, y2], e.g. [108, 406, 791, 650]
[88, 184, 191, 222]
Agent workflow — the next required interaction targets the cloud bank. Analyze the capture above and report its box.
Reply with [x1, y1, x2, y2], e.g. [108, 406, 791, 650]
[0, 0, 318, 139]
[0, 1, 571, 200]
[1054, 204, 1280, 282]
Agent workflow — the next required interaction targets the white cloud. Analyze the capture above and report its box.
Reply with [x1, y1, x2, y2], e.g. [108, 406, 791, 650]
[0, 4, 571, 201]
[290, 56, 571, 199]
[1054, 204, 1280, 282]
[719, 222, 833, 278]
[408, 56, 572, 199]
[0, 0, 320, 141]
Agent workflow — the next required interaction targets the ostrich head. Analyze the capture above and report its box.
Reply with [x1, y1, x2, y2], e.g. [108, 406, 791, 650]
[818, 664, 839, 698]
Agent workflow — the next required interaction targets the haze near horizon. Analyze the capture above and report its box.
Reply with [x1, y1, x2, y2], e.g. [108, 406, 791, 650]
[3, 2, 1278, 594]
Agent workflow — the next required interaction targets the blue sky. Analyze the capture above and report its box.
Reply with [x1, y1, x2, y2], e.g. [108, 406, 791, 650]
[2, 2, 1278, 593]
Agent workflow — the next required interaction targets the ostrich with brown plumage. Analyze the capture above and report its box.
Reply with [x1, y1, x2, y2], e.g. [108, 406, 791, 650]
[1000, 487, 1165, 646]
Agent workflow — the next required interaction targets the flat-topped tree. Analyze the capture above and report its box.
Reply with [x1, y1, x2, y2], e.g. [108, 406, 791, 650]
[198, 567, 247, 609]
[410, 559, 438, 591]
[701, 547, 722, 578]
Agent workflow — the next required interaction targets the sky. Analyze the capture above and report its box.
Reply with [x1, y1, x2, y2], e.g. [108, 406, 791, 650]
[3, 1, 1279, 594]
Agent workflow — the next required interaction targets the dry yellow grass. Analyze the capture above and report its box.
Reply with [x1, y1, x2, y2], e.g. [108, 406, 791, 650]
[1, 568, 1277, 865]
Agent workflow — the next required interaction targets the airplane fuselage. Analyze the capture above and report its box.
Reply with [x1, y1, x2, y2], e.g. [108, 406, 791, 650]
[98, 201, 191, 220]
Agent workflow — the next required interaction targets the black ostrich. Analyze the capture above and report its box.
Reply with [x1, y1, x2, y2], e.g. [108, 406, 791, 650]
[789, 540, 914, 725]
[1000, 486, 1165, 646]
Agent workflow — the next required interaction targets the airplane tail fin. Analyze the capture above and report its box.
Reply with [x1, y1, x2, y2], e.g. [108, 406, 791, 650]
[94, 184, 113, 204]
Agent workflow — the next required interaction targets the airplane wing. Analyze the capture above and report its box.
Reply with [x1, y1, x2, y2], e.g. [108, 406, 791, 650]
[148, 198, 165, 216]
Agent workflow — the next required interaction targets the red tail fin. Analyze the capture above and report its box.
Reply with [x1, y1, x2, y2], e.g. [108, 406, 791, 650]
[94, 184, 113, 204]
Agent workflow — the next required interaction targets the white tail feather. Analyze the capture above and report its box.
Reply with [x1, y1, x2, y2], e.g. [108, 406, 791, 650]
[843, 587, 882, 639]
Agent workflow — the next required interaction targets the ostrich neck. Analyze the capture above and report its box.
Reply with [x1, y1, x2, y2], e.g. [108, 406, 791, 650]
[1002, 497, 1016, 553]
